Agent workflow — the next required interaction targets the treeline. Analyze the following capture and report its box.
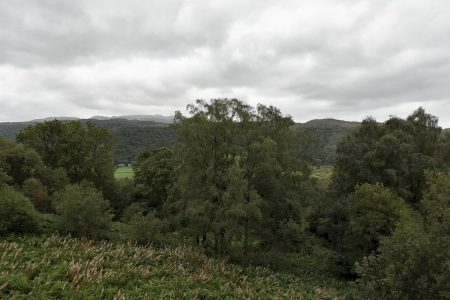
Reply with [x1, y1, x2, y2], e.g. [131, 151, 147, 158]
[0, 117, 362, 166]
[1, 100, 449, 299]
[0, 119, 176, 165]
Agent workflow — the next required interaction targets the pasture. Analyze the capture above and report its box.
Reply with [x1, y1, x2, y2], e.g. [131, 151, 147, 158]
[114, 166, 135, 179]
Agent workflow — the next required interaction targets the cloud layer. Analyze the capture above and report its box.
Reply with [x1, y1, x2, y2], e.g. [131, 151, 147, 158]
[1, 0, 450, 126]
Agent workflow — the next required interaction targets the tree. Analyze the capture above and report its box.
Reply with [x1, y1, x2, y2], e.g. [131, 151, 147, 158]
[17, 120, 116, 198]
[22, 178, 51, 212]
[16, 120, 65, 168]
[356, 171, 450, 299]
[0, 167, 12, 187]
[342, 184, 409, 274]
[0, 186, 41, 234]
[0, 137, 43, 186]
[332, 108, 450, 204]
[53, 183, 113, 238]
[134, 147, 175, 218]
[173, 99, 314, 253]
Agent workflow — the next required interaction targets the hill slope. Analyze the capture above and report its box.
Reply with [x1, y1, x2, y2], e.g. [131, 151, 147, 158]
[0, 235, 348, 299]
[0, 119, 177, 164]
[0, 117, 360, 165]
[299, 119, 360, 165]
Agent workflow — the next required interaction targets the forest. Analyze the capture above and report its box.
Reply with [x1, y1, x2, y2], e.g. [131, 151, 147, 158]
[1, 99, 449, 299]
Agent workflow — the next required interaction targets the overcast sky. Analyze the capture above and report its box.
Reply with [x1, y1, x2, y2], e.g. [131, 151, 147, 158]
[1, 0, 450, 126]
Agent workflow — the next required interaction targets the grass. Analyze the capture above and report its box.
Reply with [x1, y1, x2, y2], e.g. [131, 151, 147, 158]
[114, 167, 135, 179]
[311, 166, 333, 186]
[0, 235, 349, 299]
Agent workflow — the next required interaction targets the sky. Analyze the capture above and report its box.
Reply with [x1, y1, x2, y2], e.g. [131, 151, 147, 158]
[1, 0, 450, 126]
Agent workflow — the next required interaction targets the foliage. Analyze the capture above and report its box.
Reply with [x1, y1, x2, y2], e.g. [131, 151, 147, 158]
[22, 178, 51, 212]
[17, 120, 116, 198]
[0, 235, 349, 299]
[0, 137, 43, 186]
[108, 178, 137, 218]
[1, 117, 365, 165]
[134, 147, 176, 218]
[343, 184, 409, 272]
[355, 171, 450, 299]
[0, 187, 41, 234]
[173, 99, 315, 254]
[332, 108, 449, 204]
[126, 212, 172, 246]
[0, 167, 12, 187]
[53, 184, 113, 239]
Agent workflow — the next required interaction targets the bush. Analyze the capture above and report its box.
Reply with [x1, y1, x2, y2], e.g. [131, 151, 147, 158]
[331, 184, 409, 276]
[53, 183, 113, 239]
[22, 178, 51, 212]
[127, 212, 171, 246]
[0, 187, 41, 234]
[355, 172, 450, 299]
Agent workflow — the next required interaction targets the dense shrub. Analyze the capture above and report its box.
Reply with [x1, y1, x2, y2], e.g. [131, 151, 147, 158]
[22, 178, 51, 212]
[355, 172, 450, 299]
[0, 187, 41, 234]
[127, 211, 171, 246]
[53, 183, 113, 239]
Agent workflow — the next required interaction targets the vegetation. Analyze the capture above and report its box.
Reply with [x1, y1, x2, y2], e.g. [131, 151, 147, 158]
[0, 235, 348, 299]
[0, 186, 41, 234]
[0, 117, 365, 166]
[53, 183, 113, 239]
[114, 167, 134, 179]
[311, 166, 333, 186]
[0, 100, 449, 299]
[355, 171, 450, 299]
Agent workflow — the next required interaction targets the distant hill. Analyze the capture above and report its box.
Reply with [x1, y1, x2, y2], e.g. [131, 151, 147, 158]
[90, 114, 174, 123]
[298, 119, 361, 165]
[2, 116, 446, 165]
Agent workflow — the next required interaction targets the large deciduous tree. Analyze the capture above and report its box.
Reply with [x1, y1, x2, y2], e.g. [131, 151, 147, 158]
[17, 120, 115, 198]
[332, 107, 450, 204]
[173, 99, 315, 254]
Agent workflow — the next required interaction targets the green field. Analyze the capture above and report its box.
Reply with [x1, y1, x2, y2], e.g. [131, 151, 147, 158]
[0, 235, 349, 299]
[114, 166, 135, 179]
[311, 166, 333, 186]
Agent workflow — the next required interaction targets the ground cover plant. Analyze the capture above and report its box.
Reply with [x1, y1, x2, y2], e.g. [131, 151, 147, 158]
[0, 235, 349, 299]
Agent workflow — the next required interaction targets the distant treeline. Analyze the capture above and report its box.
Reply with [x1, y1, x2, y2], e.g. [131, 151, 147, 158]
[0, 117, 365, 165]
[0, 119, 176, 165]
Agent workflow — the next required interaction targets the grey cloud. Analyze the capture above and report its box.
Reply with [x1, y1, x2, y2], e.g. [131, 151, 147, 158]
[0, 0, 450, 126]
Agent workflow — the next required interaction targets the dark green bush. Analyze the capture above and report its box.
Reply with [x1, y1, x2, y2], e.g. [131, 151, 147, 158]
[53, 183, 113, 239]
[0, 187, 41, 234]
[22, 178, 51, 212]
[355, 172, 450, 299]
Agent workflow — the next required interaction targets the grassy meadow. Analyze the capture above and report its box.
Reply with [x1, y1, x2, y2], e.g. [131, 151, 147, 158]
[311, 166, 333, 186]
[0, 235, 349, 299]
[114, 167, 135, 179]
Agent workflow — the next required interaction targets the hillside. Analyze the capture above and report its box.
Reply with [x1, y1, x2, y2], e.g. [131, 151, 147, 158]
[0, 235, 349, 299]
[0, 117, 359, 165]
[0, 119, 176, 164]
[299, 119, 360, 165]
[5, 116, 447, 165]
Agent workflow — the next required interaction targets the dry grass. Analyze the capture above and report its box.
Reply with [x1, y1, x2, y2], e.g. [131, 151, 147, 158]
[0, 235, 346, 299]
